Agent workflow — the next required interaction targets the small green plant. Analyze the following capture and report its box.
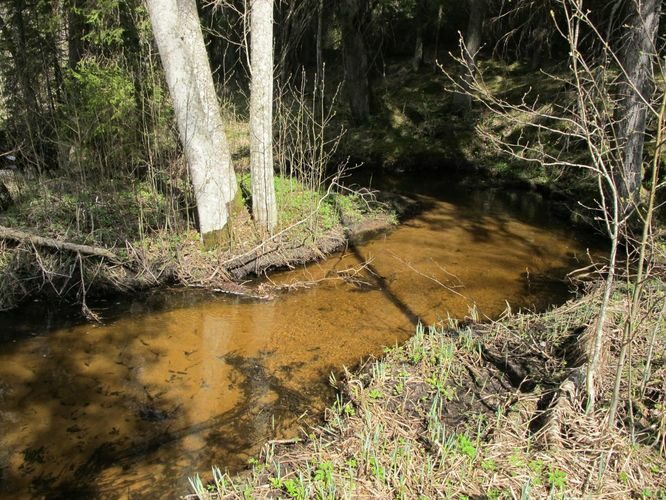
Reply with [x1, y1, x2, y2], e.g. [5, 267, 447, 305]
[426, 374, 445, 392]
[282, 478, 306, 500]
[481, 459, 497, 472]
[509, 451, 527, 470]
[434, 343, 455, 365]
[314, 461, 334, 486]
[547, 467, 567, 491]
[410, 350, 424, 364]
[368, 389, 383, 400]
[441, 384, 457, 401]
[487, 489, 502, 500]
[528, 459, 544, 486]
[369, 457, 386, 481]
[270, 477, 283, 489]
[456, 434, 477, 460]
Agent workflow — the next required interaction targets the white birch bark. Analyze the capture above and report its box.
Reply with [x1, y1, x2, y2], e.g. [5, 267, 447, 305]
[249, 0, 278, 231]
[146, 0, 237, 238]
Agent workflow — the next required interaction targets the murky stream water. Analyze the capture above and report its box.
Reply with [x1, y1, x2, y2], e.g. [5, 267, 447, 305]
[0, 176, 603, 498]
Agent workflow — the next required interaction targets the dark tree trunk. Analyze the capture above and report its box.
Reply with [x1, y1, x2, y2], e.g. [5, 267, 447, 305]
[615, 0, 662, 207]
[452, 0, 485, 114]
[529, 25, 548, 70]
[11, 0, 37, 113]
[276, 2, 293, 84]
[434, 4, 443, 63]
[67, 0, 86, 70]
[0, 182, 12, 211]
[412, 0, 426, 71]
[316, 0, 323, 81]
[338, 0, 371, 123]
[274, 0, 320, 85]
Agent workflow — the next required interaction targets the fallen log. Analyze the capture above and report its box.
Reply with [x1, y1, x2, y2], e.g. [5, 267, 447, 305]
[0, 225, 122, 263]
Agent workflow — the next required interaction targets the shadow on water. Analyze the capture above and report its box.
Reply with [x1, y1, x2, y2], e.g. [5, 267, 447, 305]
[347, 243, 421, 326]
[0, 302, 335, 498]
[0, 173, 606, 498]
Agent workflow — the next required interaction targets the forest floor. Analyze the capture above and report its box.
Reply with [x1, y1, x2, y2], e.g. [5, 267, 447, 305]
[186, 280, 666, 499]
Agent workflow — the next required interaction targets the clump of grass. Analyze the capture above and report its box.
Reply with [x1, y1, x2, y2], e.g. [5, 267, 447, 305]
[239, 173, 383, 239]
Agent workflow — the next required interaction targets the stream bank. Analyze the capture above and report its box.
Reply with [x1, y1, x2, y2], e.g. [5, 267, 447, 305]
[0, 173, 399, 314]
[0, 57, 606, 315]
[186, 280, 666, 499]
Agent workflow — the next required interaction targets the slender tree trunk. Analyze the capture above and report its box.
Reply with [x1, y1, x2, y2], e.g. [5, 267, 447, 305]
[434, 4, 443, 63]
[615, 0, 661, 208]
[452, 0, 485, 113]
[316, 0, 323, 81]
[250, 0, 278, 232]
[412, 0, 425, 71]
[338, 0, 370, 123]
[146, 0, 238, 245]
[67, 0, 86, 70]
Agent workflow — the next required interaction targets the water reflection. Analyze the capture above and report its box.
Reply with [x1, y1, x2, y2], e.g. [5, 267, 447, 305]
[0, 180, 602, 498]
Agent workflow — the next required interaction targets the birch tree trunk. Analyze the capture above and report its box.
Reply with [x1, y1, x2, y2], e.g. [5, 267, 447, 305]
[145, 0, 238, 244]
[615, 0, 661, 208]
[249, 0, 278, 232]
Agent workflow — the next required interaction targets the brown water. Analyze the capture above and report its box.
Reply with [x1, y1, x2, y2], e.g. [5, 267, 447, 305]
[0, 178, 602, 498]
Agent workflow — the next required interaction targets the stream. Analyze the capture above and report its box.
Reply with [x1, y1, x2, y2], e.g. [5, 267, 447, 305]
[0, 175, 604, 498]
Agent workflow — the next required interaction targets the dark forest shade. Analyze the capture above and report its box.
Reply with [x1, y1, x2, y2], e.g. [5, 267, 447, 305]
[338, 0, 371, 123]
